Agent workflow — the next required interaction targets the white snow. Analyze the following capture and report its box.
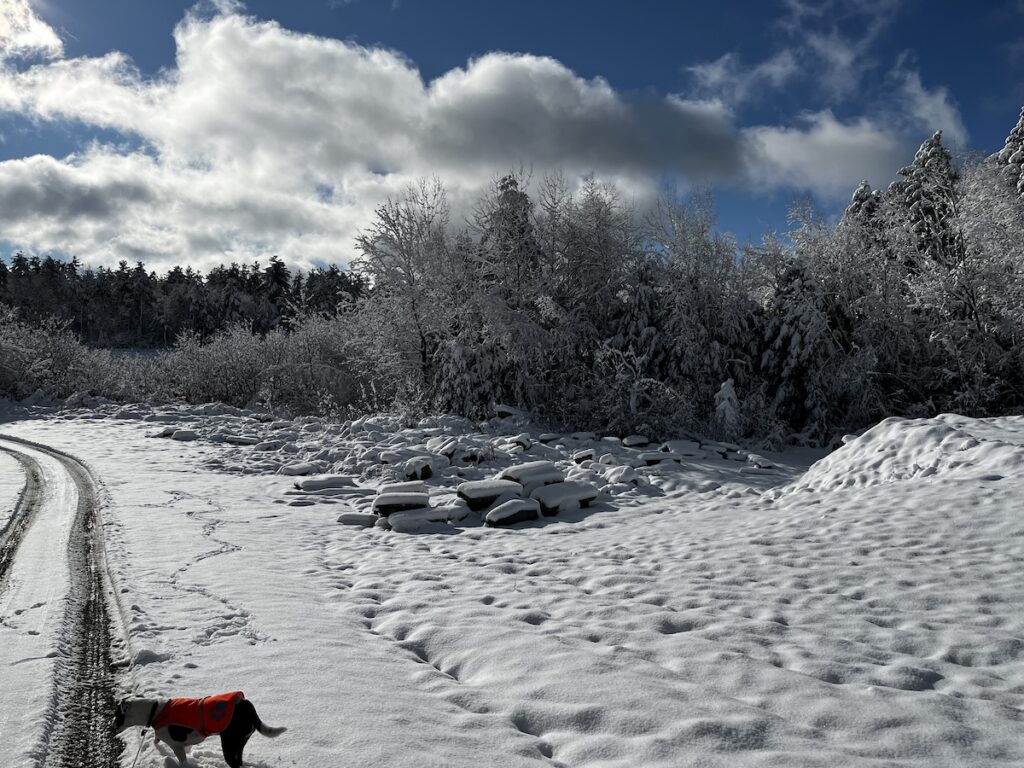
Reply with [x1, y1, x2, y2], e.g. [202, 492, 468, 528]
[781, 414, 1024, 494]
[2, 407, 1024, 766]
[660, 439, 707, 457]
[336, 512, 377, 527]
[377, 481, 429, 495]
[621, 434, 649, 448]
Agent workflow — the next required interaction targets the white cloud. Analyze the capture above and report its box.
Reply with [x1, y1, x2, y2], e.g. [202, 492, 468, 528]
[683, 0, 968, 197]
[688, 51, 798, 106]
[0, 0, 62, 60]
[0, 10, 749, 271]
[746, 111, 907, 197]
[0, 3, 965, 271]
[893, 67, 969, 148]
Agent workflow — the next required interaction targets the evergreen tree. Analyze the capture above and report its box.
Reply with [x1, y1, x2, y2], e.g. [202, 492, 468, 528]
[256, 256, 292, 333]
[760, 259, 837, 443]
[996, 106, 1024, 200]
[843, 180, 880, 225]
[476, 174, 542, 309]
[712, 378, 741, 440]
[890, 131, 964, 269]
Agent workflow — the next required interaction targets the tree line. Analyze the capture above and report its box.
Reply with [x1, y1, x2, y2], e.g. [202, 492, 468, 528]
[2, 107, 1024, 444]
[0, 253, 364, 346]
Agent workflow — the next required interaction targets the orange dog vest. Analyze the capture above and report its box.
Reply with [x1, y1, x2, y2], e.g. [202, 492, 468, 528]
[152, 691, 245, 737]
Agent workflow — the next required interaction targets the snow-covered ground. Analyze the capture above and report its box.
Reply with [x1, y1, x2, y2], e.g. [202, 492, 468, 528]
[2, 405, 1024, 766]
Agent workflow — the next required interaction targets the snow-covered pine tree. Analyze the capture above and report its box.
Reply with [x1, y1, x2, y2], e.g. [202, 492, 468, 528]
[760, 258, 837, 443]
[610, 260, 664, 380]
[889, 131, 964, 269]
[712, 378, 741, 441]
[844, 180, 880, 224]
[255, 256, 291, 332]
[996, 106, 1024, 200]
[475, 174, 542, 310]
[645, 189, 752, 411]
[555, 177, 633, 340]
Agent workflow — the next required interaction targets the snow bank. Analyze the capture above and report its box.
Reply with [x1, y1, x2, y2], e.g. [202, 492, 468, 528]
[784, 414, 1024, 494]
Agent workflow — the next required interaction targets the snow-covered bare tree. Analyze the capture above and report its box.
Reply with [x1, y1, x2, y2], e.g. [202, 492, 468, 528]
[353, 178, 452, 398]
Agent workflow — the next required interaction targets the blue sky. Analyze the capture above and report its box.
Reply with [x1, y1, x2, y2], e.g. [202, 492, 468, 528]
[0, 0, 1021, 271]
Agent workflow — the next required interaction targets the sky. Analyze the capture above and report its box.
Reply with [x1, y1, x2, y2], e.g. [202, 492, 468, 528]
[0, 0, 1021, 273]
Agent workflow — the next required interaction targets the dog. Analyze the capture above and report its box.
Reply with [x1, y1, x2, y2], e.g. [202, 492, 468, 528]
[115, 691, 286, 767]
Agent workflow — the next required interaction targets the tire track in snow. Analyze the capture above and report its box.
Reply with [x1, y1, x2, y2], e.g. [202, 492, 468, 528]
[0, 435, 126, 768]
[0, 446, 43, 589]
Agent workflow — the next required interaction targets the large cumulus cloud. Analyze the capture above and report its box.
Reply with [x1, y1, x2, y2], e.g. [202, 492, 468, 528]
[0, 4, 966, 271]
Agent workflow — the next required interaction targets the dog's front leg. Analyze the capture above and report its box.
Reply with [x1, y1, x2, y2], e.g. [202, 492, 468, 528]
[170, 742, 189, 767]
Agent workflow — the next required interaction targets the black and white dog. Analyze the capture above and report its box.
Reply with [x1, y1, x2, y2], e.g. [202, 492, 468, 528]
[115, 693, 286, 767]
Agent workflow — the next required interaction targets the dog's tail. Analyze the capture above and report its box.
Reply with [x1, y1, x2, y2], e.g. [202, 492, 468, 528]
[257, 722, 287, 738]
[244, 699, 287, 738]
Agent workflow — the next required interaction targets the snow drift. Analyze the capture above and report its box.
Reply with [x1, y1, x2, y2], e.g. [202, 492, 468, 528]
[782, 414, 1024, 494]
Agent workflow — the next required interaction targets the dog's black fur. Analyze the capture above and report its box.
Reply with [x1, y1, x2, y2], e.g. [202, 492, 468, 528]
[115, 696, 285, 768]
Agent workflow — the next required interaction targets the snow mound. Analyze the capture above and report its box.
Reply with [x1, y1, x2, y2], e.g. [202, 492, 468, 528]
[785, 414, 1024, 494]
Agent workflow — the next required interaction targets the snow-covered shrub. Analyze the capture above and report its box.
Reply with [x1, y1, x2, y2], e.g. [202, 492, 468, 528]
[160, 317, 375, 415]
[167, 326, 267, 407]
[0, 306, 115, 400]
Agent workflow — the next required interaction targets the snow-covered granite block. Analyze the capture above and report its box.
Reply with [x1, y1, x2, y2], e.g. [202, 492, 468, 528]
[457, 479, 523, 511]
[485, 498, 541, 527]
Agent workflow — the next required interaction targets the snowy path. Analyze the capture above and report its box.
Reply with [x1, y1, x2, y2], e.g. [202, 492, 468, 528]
[0, 436, 124, 767]
[3, 414, 1024, 767]
[0, 439, 77, 766]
